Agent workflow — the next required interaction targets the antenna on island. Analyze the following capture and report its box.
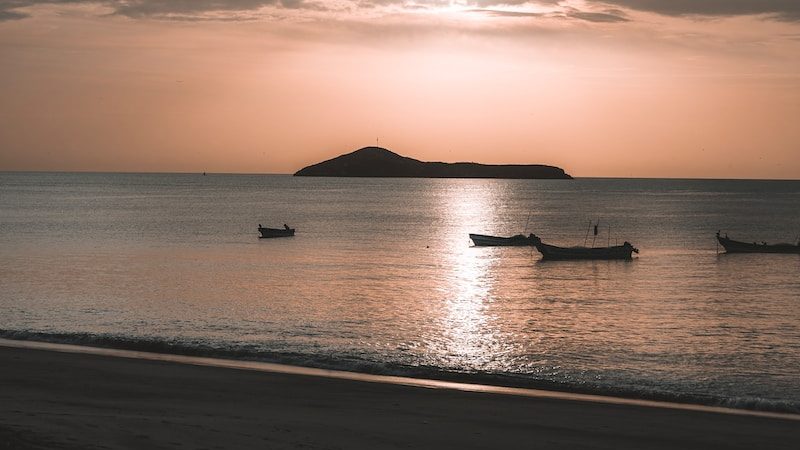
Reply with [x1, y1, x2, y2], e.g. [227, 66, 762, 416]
[376, 137, 379, 148]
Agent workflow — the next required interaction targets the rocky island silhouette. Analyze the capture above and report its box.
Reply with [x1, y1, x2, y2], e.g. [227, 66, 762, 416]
[294, 147, 572, 179]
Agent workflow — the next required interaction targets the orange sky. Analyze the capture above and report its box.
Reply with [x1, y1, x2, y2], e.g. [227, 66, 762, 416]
[0, 1, 799, 178]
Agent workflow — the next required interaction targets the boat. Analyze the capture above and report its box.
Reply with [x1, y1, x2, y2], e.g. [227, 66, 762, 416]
[469, 233, 539, 247]
[531, 234, 639, 260]
[258, 224, 295, 238]
[716, 232, 800, 254]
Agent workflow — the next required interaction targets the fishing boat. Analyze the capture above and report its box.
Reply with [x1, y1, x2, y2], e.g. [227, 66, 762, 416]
[258, 224, 295, 238]
[716, 232, 800, 254]
[469, 233, 539, 247]
[532, 221, 639, 260]
[535, 240, 639, 260]
[529, 232, 638, 260]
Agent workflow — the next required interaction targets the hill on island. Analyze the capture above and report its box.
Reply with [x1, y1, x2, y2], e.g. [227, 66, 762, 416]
[294, 147, 572, 179]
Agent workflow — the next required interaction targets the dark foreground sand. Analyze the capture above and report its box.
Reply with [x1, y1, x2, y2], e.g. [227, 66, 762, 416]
[1, 344, 798, 450]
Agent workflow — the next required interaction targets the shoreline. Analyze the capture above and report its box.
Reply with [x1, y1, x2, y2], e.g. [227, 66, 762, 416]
[1, 338, 798, 422]
[1, 341, 799, 449]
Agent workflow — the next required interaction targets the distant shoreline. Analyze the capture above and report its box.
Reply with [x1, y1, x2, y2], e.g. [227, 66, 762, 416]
[294, 147, 573, 179]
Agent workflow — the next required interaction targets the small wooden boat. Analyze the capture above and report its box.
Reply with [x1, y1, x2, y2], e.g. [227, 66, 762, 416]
[716, 232, 800, 254]
[532, 234, 639, 260]
[258, 224, 295, 238]
[469, 233, 539, 247]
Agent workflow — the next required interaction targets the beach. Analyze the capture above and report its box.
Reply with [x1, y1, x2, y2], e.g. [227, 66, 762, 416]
[1, 343, 798, 450]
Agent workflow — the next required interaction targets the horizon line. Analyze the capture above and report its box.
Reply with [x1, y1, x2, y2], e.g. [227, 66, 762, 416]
[1, 170, 799, 182]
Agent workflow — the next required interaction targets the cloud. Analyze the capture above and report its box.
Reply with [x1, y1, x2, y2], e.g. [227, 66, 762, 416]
[0, 0, 314, 21]
[0, 0, 88, 21]
[0, 8, 27, 20]
[589, 0, 800, 21]
[468, 0, 542, 7]
[110, 1, 293, 19]
[564, 7, 628, 23]
[468, 9, 546, 18]
[3, 0, 800, 24]
[4, 0, 536, 23]
[471, 7, 628, 23]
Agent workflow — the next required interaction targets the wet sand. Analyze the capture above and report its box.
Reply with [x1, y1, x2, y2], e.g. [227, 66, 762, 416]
[1, 344, 798, 450]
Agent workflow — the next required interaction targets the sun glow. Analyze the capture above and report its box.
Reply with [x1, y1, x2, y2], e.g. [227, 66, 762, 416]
[1, 0, 799, 178]
[411, 2, 556, 21]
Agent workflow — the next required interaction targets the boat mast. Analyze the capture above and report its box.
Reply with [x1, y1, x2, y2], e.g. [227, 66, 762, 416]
[523, 212, 532, 235]
[584, 220, 592, 247]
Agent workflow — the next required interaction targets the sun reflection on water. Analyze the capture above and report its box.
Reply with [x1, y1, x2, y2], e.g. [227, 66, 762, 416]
[435, 182, 507, 369]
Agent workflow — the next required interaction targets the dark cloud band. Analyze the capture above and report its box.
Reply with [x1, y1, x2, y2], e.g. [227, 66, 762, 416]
[0, 0, 293, 21]
[2, 0, 800, 22]
[471, 8, 628, 23]
[588, 0, 800, 21]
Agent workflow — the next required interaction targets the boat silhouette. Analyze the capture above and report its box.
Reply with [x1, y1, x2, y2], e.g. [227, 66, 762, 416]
[716, 231, 800, 254]
[258, 224, 295, 239]
[530, 234, 639, 260]
[469, 233, 539, 247]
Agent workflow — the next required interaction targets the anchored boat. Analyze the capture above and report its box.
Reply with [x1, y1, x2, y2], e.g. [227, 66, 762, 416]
[716, 231, 800, 254]
[258, 224, 295, 238]
[469, 233, 539, 247]
[532, 220, 639, 260]
[534, 239, 639, 260]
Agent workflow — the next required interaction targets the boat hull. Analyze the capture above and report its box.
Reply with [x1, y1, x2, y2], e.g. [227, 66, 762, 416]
[535, 242, 637, 260]
[258, 228, 295, 238]
[470, 234, 538, 247]
[717, 235, 800, 254]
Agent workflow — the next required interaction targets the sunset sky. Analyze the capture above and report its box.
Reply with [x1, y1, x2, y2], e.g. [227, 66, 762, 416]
[1, 1, 798, 178]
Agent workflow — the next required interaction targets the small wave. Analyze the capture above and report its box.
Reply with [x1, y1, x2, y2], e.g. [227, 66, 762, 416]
[718, 396, 800, 413]
[1, 329, 798, 415]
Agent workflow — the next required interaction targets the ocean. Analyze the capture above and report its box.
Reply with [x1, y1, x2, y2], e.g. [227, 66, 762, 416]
[1, 172, 799, 413]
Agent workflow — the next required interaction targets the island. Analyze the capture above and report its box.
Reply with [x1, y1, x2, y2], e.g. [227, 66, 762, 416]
[294, 147, 572, 179]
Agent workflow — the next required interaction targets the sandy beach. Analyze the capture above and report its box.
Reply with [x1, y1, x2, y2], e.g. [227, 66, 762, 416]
[0, 343, 798, 449]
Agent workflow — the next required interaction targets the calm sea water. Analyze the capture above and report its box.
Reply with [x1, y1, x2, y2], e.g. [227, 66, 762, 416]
[1, 172, 799, 412]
